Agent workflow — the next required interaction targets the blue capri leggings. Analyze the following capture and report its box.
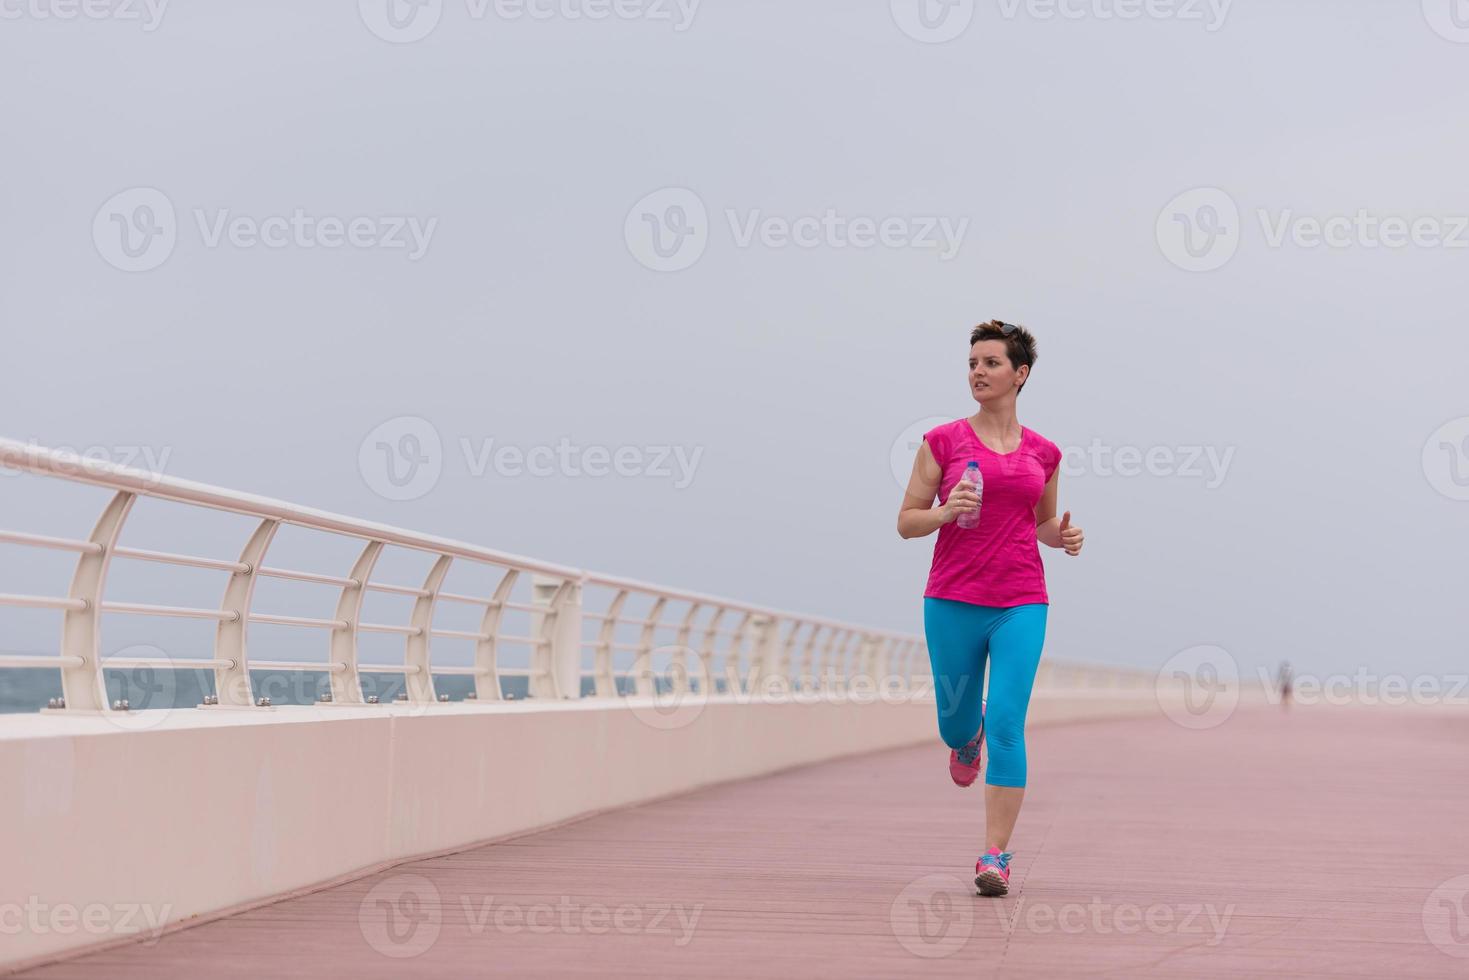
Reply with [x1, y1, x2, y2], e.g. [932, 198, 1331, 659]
[923, 598, 1048, 788]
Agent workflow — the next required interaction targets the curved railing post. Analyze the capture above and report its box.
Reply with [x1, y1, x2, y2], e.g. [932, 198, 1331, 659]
[698, 607, 726, 696]
[59, 490, 135, 712]
[776, 620, 803, 690]
[859, 634, 882, 686]
[670, 603, 702, 697]
[472, 568, 520, 702]
[531, 574, 579, 699]
[746, 613, 780, 692]
[799, 624, 823, 693]
[817, 628, 846, 692]
[213, 518, 278, 707]
[632, 596, 668, 698]
[405, 554, 452, 704]
[329, 541, 382, 704]
[726, 611, 753, 695]
[593, 588, 628, 698]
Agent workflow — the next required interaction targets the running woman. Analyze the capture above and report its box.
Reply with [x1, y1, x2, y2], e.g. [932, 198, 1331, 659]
[896, 320, 1084, 897]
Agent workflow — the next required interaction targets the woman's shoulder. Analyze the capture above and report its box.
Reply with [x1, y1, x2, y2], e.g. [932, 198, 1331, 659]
[1023, 425, 1059, 451]
[1023, 426, 1064, 472]
[922, 416, 971, 443]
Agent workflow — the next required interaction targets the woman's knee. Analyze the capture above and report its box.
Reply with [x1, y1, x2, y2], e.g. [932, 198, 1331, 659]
[937, 710, 979, 750]
[984, 706, 1026, 753]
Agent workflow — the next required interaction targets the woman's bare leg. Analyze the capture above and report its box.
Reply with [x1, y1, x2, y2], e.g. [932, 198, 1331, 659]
[985, 784, 1025, 851]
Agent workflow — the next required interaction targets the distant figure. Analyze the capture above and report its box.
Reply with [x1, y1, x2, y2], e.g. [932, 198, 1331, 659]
[1277, 660, 1294, 710]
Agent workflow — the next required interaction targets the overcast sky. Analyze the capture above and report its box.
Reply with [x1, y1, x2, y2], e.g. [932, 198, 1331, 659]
[1, 0, 1466, 687]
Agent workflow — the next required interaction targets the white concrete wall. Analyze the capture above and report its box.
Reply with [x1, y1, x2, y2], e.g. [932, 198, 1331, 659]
[1, 691, 1185, 971]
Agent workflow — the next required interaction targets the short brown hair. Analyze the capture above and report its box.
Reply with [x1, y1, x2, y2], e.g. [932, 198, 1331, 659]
[969, 320, 1038, 395]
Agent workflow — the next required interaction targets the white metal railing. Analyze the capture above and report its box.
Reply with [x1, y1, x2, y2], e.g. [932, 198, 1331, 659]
[0, 437, 935, 714]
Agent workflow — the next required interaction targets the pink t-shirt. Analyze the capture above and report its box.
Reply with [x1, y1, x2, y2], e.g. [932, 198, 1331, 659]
[922, 418, 1062, 608]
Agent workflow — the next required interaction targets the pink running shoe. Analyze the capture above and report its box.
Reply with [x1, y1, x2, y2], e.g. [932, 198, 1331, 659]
[975, 847, 1013, 896]
[947, 701, 986, 788]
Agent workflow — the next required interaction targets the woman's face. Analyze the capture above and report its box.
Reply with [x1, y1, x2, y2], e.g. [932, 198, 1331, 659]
[969, 340, 1027, 402]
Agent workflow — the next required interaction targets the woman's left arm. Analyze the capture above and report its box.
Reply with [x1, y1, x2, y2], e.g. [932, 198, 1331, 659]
[1034, 468, 1084, 556]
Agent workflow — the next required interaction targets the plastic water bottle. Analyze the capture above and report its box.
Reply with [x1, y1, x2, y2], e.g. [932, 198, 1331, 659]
[956, 461, 982, 529]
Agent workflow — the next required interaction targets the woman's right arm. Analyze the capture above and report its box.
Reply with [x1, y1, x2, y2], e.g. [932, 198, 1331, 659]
[897, 439, 976, 539]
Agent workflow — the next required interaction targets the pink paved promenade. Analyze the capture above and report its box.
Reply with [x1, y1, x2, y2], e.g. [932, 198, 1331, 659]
[17, 706, 1469, 978]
